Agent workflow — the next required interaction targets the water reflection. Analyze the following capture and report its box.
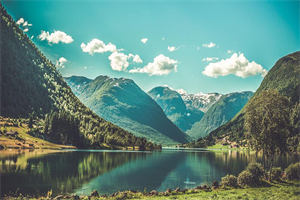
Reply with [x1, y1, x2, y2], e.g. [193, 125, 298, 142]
[0, 149, 297, 197]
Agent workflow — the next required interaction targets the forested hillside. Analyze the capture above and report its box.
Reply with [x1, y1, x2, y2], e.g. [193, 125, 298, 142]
[0, 5, 158, 149]
[198, 52, 300, 150]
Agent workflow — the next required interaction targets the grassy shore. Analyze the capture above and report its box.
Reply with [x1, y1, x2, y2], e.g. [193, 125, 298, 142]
[3, 181, 299, 200]
[0, 117, 76, 150]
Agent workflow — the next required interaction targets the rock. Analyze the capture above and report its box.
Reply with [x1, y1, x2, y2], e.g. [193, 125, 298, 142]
[174, 187, 180, 192]
[165, 188, 172, 193]
[90, 190, 99, 197]
[195, 185, 202, 189]
[149, 190, 158, 195]
[202, 184, 208, 189]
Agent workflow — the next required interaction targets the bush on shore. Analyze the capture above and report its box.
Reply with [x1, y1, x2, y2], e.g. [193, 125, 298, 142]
[246, 162, 264, 179]
[221, 174, 238, 188]
[237, 170, 258, 187]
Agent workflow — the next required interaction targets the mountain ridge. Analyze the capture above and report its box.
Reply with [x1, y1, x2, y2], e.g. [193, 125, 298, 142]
[65, 75, 190, 145]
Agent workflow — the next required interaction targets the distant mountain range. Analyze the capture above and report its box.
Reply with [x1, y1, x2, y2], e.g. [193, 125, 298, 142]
[148, 87, 253, 139]
[148, 87, 204, 132]
[187, 91, 253, 139]
[0, 5, 156, 149]
[65, 76, 190, 145]
[177, 90, 223, 112]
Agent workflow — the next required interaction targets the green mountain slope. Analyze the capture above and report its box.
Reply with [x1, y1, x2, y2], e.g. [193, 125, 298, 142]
[148, 86, 204, 132]
[0, 5, 157, 149]
[187, 91, 253, 139]
[207, 51, 300, 144]
[65, 76, 190, 145]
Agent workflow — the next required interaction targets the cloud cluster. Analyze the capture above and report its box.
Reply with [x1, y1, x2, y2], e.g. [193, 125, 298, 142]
[202, 53, 267, 78]
[81, 38, 179, 76]
[81, 39, 117, 55]
[56, 57, 67, 68]
[168, 46, 177, 52]
[108, 52, 130, 71]
[130, 54, 177, 76]
[141, 38, 148, 44]
[202, 42, 216, 48]
[39, 30, 74, 44]
[16, 17, 32, 32]
[202, 57, 219, 62]
[129, 54, 143, 63]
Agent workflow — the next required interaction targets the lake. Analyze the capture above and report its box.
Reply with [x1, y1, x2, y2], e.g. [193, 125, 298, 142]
[0, 149, 296, 197]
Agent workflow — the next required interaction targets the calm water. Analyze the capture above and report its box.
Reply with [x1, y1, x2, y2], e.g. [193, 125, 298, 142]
[0, 149, 296, 196]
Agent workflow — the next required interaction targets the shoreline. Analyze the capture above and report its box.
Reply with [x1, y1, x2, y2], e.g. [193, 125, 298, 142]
[2, 181, 299, 200]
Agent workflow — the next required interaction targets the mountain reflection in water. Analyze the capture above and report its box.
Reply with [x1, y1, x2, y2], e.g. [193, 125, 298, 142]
[0, 149, 297, 196]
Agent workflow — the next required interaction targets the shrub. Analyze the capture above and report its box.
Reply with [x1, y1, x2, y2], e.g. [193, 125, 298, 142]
[221, 174, 238, 188]
[285, 162, 300, 180]
[246, 162, 264, 179]
[270, 167, 282, 181]
[237, 170, 258, 187]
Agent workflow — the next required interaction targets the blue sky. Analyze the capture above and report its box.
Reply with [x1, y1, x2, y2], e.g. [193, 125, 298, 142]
[2, 0, 299, 94]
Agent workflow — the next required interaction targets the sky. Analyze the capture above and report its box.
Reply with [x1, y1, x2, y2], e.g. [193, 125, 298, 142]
[2, 0, 299, 94]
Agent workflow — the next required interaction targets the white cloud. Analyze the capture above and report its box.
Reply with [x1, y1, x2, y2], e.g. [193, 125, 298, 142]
[129, 54, 143, 63]
[162, 37, 166, 41]
[202, 42, 216, 48]
[108, 52, 129, 71]
[227, 50, 233, 54]
[16, 18, 32, 32]
[202, 57, 219, 62]
[16, 18, 24, 25]
[129, 54, 178, 76]
[56, 57, 67, 68]
[168, 46, 177, 52]
[202, 53, 268, 78]
[81, 38, 117, 55]
[141, 38, 148, 44]
[39, 30, 74, 44]
[30, 35, 34, 39]
[83, 66, 88, 70]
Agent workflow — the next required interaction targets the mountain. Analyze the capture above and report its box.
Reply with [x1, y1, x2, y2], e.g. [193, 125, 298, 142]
[0, 5, 157, 149]
[65, 76, 190, 145]
[187, 91, 253, 139]
[177, 90, 223, 112]
[148, 86, 204, 132]
[206, 51, 300, 145]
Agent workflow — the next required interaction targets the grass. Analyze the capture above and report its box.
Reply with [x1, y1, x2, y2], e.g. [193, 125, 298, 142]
[3, 181, 300, 200]
[0, 117, 76, 150]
